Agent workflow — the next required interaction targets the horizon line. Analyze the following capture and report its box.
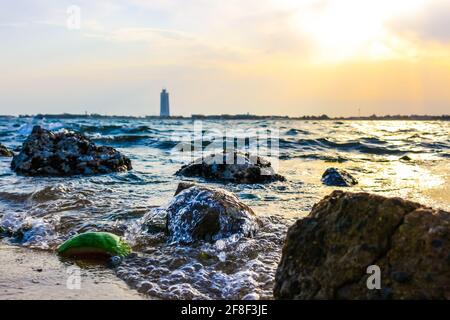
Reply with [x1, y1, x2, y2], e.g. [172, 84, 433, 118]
[1, 113, 449, 120]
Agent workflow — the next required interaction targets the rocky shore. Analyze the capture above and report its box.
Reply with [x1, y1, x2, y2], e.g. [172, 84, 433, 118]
[1, 122, 449, 300]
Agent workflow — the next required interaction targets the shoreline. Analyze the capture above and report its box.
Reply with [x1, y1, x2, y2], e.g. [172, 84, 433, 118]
[0, 244, 143, 300]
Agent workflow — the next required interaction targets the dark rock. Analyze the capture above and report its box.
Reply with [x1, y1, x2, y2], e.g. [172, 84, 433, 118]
[144, 183, 261, 244]
[391, 271, 411, 283]
[321, 167, 358, 186]
[108, 256, 123, 268]
[0, 143, 13, 157]
[175, 182, 195, 196]
[379, 288, 394, 300]
[400, 155, 412, 161]
[11, 126, 132, 176]
[274, 190, 450, 299]
[431, 239, 443, 248]
[137, 281, 153, 294]
[175, 150, 285, 184]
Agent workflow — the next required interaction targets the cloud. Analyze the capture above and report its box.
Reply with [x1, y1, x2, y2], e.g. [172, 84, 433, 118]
[1, 0, 450, 116]
[85, 27, 194, 43]
[389, 0, 450, 43]
[0, 0, 315, 60]
[107, 0, 314, 56]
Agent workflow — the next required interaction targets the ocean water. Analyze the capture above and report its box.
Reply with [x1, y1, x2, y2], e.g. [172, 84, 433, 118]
[0, 117, 449, 299]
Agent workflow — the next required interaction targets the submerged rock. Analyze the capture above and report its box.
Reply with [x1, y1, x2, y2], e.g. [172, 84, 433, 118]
[274, 190, 450, 300]
[145, 182, 261, 244]
[175, 151, 285, 183]
[321, 167, 357, 186]
[0, 143, 13, 157]
[57, 232, 132, 259]
[11, 126, 132, 176]
[400, 155, 412, 161]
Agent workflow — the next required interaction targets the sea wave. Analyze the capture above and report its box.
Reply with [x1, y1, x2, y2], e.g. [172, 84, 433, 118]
[90, 134, 150, 144]
[285, 128, 310, 135]
[0, 185, 69, 203]
[16, 122, 66, 135]
[80, 125, 162, 135]
[279, 137, 408, 155]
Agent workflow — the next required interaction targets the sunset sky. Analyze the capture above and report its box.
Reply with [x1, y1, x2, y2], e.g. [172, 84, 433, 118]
[1, 0, 449, 116]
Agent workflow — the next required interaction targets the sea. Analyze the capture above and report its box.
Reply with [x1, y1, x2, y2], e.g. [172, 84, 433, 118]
[0, 116, 449, 299]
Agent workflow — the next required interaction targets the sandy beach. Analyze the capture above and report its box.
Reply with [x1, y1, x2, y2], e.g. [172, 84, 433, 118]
[0, 245, 142, 300]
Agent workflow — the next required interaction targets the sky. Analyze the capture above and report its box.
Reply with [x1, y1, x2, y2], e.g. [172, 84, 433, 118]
[0, 0, 449, 117]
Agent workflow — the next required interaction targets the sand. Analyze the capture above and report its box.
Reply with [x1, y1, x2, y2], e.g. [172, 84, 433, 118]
[0, 244, 143, 300]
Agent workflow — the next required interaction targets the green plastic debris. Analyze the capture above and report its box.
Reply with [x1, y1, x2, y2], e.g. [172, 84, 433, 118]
[57, 232, 132, 258]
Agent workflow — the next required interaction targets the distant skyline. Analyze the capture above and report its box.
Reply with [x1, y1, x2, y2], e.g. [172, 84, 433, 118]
[1, 0, 450, 117]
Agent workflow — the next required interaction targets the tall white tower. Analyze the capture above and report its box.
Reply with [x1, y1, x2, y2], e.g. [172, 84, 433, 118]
[160, 89, 170, 117]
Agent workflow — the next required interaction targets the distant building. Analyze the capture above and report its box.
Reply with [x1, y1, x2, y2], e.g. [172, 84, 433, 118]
[160, 89, 170, 117]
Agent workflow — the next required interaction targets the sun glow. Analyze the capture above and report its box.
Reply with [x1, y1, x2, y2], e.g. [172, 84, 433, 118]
[290, 0, 427, 62]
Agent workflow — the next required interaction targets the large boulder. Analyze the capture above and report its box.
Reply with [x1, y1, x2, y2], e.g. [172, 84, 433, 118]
[274, 190, 450, 299]
[321, 167, 358, 186]
[0, 143, 13, 157]
[144, 182, 261, 244]
[11, 126, 132, 176]
[175, 151, 285, 183]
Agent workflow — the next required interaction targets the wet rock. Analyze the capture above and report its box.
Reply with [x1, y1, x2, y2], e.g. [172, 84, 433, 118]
[0, 143, 13, 157]
[242, 293, 260, 300]
[146, 183, 261, 244]
[274, 190, 450, 300]
[11, 126, 132, 176]
[321, 167, 357, 186]
[400, 155, 412, 161]
[108, 256, 123, 268]
[391, 271, 411, 283]
[175, 151, 285, 184]
[137, 281, 153, 294]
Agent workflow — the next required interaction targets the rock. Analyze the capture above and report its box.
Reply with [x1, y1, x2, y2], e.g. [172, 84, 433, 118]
[108, 256, 123, 268]
[274, 190, 450, 299]
[145, 183, 261, 244]
[57, 232, 132, 259]
[400, 155, 412, 161]
[321, 167, 358, 186]
[11, 126, 132, 176]
[0, 143, 13, 157]
[242, 293, 260, 300]
[175, 150, 285, 184]
[174, 182, 196, 196]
